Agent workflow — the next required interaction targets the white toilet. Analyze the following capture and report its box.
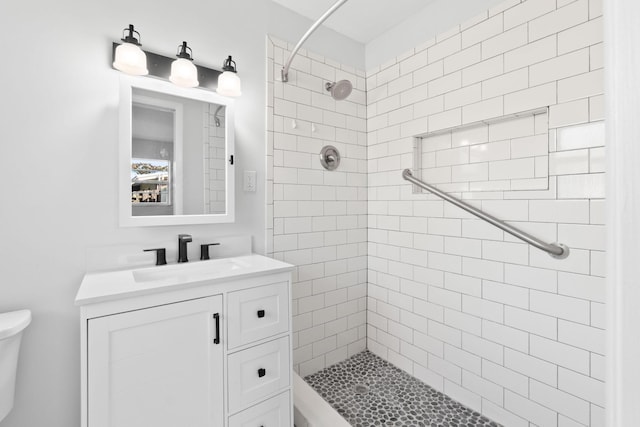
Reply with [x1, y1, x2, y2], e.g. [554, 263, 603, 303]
[0, 310, 31, 422]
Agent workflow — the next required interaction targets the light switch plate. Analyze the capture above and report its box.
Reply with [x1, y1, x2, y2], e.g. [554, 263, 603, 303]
[243, 171, 257, 192]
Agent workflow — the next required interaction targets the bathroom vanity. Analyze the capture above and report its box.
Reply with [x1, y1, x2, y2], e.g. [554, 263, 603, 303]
[75, 254, 294, 427]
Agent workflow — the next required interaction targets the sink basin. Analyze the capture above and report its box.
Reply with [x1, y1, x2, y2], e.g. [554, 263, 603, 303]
[132, 258, 252, 283]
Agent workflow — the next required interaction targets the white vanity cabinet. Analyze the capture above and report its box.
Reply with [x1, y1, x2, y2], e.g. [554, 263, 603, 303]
[76, 254, 293, 427]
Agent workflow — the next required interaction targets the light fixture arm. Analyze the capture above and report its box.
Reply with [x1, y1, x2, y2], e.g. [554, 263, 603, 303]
[222, 56, 237, 73]
[121, 24, 142, 45]
[281, 0, 350, 82]
[176, 41, 193, 60]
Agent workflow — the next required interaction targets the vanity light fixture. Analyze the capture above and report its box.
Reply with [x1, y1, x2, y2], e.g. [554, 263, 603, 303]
[216, 56, 242, 97]
[169, 41, 199, 88]
[112, 25, 149, 76]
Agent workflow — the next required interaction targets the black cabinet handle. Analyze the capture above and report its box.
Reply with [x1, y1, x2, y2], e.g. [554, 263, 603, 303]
[213, 313, 220, 344]
[200, 243, 221, 260]
[257, 309, 265, 318]
[143, 248, 167, 265]
[258, 368, 266, 378]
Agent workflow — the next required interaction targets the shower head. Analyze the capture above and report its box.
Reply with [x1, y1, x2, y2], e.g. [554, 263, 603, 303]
[325, 80, 352, 100]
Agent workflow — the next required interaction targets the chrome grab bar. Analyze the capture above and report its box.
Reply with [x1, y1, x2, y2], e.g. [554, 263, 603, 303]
[402, 169, 569, 259]
[281, 0, 350, 82]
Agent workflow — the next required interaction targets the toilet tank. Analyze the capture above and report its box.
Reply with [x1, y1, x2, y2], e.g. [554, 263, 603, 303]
[0, 310, 31, 422]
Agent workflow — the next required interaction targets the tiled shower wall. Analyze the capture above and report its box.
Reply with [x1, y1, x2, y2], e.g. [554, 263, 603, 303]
[266, 37, 368, 376]
[366, 0, 605, 426]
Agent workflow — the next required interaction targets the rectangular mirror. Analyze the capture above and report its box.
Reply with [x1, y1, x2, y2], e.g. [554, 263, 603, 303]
[119, 77, 235, 226]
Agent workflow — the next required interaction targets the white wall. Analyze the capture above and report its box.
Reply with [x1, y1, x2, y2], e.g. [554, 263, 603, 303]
[605, 0, 640, 425]
[0, 1, 362, 426]
[366, 0, 605, 425]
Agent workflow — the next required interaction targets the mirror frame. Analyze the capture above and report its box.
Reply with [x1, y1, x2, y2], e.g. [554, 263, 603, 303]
[119, 76, 235, 226]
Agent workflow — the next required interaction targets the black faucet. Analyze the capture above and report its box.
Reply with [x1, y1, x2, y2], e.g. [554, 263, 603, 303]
[178, 234, 192, 263]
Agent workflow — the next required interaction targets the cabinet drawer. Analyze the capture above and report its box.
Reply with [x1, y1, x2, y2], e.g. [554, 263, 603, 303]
[227, 281, 289, 349]
[228, 336, 290, 413]
[228, 391, 291, 427]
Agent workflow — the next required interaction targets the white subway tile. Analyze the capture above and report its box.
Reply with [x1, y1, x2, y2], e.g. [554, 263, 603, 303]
[530, 49, 590, 87]
[529, 0, 589, 42]
[558, 271, 605, 302]
[510, 134, 548, 159]
[549, 150, 589, 175]
[505, 348, 558, 387]
[483, 360, 528, 396]
[443, 237, 481, 258]
[529, 200, 590, 224]
[482, 24, 528, 59]
[482, 400, 529, 427]
[483, 69, 529, 99]
[470, 140, 511, 163]
[559, 368, 605, 408]
[505, 35, 557, 72]
[482, 319, 529, 352]
[591, 353, 606, 381]
[549, 99, 590, 129]
[483, 240, 529, 265]
[462, 333, 504, 365]
[557, 121, 605, 150]
[503, 0, 556, 30]
[445, 84, 482, 110]
[483, 280, 529, 308]
[558, 319, 605, 354]
[429, 354, 462, 384]
[505, 390, 558, 427]
[444, 45, 482, 73]
[428, 109, 462, 132]
[530, 290, 590, 323]
[462, 371, 504, 405]
[504, 83, 556, 115]
[462, 294, 503, 323]
[490, 158, 535, 180]
[429, 320, 462, 347]
[504, 306, 557, 339]
[444, 308, 482, 335]
[413, 61, 445, 86]
[461, 14, 503, 48]
[451, 162, 489, 183]
[558, 224, 605, 251]
[428, 34, 462, 63]
[462, 97, 504, 123]
[557, 173, 605, 199]
[530, 335, 590, 374]
[462, 56, 504, 86]
[530, 380, 590, 425]
[400, 50, 429, 75]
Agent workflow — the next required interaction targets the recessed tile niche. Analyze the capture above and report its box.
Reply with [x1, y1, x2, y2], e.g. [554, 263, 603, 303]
[413, 109, 549, 193]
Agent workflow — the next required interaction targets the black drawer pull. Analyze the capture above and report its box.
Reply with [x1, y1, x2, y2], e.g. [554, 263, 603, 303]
[258, 368, 266, 378]
[213, 313, 220, 345]
[257, 309, 265, 318]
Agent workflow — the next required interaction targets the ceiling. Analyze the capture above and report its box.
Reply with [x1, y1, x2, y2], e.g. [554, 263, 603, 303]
[271, 0, 439, 44]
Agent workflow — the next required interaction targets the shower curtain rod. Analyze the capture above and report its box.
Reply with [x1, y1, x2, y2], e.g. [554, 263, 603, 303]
[402, 169, 570, 259]
[281, 0, 350, 82]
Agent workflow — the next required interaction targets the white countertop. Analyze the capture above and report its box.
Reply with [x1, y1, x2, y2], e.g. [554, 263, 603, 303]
[75, 254, 294, 306]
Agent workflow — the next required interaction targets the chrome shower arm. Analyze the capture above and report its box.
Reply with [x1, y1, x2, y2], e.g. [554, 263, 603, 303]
[281, 0, 350, 82]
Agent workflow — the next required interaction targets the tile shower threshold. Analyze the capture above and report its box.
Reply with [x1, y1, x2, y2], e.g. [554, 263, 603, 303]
[305, 350, 500, 427]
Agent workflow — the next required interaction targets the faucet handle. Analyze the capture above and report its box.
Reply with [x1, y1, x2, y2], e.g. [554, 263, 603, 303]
[143, 248, 167, 266]
[200, 243, 221, 260]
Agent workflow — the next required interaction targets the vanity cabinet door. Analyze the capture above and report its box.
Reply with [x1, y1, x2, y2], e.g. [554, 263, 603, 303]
[87, 296, 224, 427]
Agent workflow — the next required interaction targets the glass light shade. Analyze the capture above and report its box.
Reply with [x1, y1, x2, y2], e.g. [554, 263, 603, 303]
[216, 71, 242, 97]
[170, 58, 199, 88]
[113, 42, 148, 76]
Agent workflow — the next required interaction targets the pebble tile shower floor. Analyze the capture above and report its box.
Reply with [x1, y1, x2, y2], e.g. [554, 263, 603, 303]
[304, 351, 500, 427]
